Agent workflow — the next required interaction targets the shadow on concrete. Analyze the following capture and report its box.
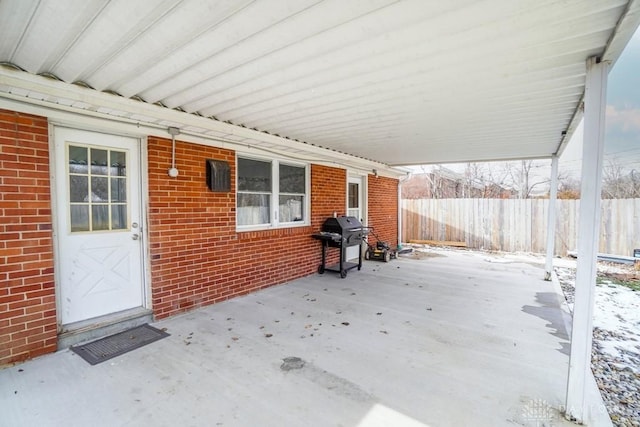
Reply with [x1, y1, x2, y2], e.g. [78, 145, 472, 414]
[522, 292, 571, 355]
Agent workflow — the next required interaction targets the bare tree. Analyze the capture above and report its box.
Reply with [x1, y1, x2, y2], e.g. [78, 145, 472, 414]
[501, 160, 551, 198]
[463, 163, 486, 198]
[429, 167, 443, 199]
[403, 159, 596, 200]
[480, 163, 510, 197]
[600, 158, 640, 199]
[557, 173, 581, 199]
[630, 170, 640, 198]
[553, 158, 640, 200]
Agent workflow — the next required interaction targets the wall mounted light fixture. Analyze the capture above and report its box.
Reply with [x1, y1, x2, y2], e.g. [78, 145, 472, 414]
[168, 127, 180, 178]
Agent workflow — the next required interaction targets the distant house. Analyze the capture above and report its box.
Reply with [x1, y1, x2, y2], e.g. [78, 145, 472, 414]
[402, 169, 513, 199]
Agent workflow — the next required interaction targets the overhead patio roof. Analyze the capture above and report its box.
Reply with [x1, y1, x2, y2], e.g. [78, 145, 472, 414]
[1, 0, 639, 168]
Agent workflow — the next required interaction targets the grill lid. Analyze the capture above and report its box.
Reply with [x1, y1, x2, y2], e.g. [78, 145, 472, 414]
[322, 216, 363, 233]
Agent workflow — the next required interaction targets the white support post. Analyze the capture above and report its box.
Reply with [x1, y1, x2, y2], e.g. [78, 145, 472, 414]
[565, 57, 608, 423]
[544, 155, 559, 280]
[398, 173, 410, 246]
[398, 179, 403, 246]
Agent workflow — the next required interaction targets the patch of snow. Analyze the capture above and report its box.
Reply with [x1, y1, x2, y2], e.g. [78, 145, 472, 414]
[555, 265, 640, 426]
[593, 282, 640, 362]
[483, 257, 512, 264]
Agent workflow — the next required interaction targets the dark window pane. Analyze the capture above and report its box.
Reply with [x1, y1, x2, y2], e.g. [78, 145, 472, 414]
[110, 151, 126, 176]
[237, 193, 270, 226]
[69, 146, 87, 164]
[110, 178, 126, 202]
[348, 183, 359, 209]
[91, 177, 108, 202]
[91, 148, 108, 175]
[69, 176, 88, 202]
[69, 146, 88, 174]
[111, 205, 127, 230]
[279, 195, 303, 222]
[92, 205, 109, 230]
[70, 205, 89, 232]
[238, 158, 271, 192]
[279, 164, 305, 194]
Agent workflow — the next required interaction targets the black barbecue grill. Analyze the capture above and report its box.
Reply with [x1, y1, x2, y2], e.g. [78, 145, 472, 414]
[312, 216, 368, 278]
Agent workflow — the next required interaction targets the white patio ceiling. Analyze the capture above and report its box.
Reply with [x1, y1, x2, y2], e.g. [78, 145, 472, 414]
[1, 0, 639, 168]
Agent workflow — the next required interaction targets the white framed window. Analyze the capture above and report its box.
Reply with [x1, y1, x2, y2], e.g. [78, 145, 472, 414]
[237, 155, 309, 229]
[67, 143, 129, 233]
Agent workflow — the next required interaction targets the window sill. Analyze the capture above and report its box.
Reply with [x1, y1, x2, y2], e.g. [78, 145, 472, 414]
[236, 221, 310, 234]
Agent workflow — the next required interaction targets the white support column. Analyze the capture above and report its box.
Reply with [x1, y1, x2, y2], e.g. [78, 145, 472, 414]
[565, 57, 609, 423]
[398, 179, 403, 245]
[398, 173, 410, 246]
[544, 155, 559, 281]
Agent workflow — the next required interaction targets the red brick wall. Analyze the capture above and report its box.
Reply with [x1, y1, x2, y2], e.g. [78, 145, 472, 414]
[311, 164, 347, 268]
[0, 113, 393, 365]
[147, 137, 346, 319]
[368, 175, 399, 248]
[311, 164, 347, 224]
[0, 110, 56, 366]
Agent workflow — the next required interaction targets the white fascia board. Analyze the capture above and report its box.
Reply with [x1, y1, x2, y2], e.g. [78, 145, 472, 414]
[556, 1, 640, 157]
[602, 0, 640, 69]
[0, 67, 405, 178]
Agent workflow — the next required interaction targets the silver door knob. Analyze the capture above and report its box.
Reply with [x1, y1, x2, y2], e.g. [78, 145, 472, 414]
[132, 234, 140, 240]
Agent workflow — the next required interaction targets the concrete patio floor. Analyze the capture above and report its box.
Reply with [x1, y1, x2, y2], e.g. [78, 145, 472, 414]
[0, 249, 609, 427]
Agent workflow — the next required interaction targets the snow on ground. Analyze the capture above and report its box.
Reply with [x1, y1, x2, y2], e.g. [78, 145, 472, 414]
[593, 281, 640, 362]
[555, 263, 640, 366]
[556, 263, 640, 427]
[408, 245, 640, 426]
[554, 261, 640, 427]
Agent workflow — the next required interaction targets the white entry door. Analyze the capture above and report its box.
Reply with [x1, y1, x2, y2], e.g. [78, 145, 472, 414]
[54, 127, 144, 326]
[347, 176, 364, 261]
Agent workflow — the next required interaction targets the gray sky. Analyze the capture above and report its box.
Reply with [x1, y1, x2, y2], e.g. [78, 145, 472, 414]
[560, 25, 640, 177]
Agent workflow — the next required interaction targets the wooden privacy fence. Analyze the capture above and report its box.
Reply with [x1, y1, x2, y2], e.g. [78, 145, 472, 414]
[402, 198, 640, 257]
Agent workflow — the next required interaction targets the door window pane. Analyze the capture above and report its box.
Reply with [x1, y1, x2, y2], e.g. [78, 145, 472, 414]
[111, 178, 127, 202]
[91, 177, 108, 202]
[69, 176, 88, 202]
[70, 206, 89, 232]
[69, 146, 88, 168]
[111, 205, 127, 230]
[92, 205, 109, 230]
[348, 183, 359, 209]
[110, 151, 126, 176]
[68, 144, 129, 232]
[91, 148, 108, 175]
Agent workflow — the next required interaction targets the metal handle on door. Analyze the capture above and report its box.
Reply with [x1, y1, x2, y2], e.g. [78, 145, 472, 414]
[132, 233, 140, 240]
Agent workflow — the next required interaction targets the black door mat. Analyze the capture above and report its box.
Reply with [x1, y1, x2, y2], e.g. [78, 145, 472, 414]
[70, 324, 170, 365]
